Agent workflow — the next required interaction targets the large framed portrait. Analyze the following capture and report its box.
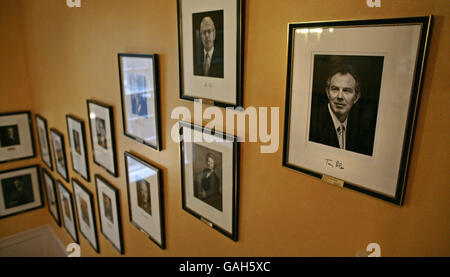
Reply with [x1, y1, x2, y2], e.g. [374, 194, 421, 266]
[95, 175, 123, 254]
[42, 168, 60, 226]
[87, 100, 118, 177]
[72, 178, 100, 253]
[35, 115, 53, 170]
[50, 129, 69, 182]
[283, 16, 432, 205]
[179, 121, 240, 241]
[118, 54, 162, 151]
[66, 115, 90, 181]
[0, 165, 43, 219]
[177, 0, 244, 107]
[0, 111, 36, 163]
[57, 180, 79, 243]
[124, 152, 165, 249]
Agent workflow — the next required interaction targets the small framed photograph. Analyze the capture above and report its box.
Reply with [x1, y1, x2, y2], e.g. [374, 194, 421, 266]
[72, 178, 100, 253]
[35, 115, 53, 170]
[57, 180, 78, 243]
[0, 111, 36, 163]
[124, 152, 165, 249]
[87, 100, 118, 177]
[66, 115, 90, 181]
[283, 16, 432, 205]
[177, 0, 244, 107]
[50, 129, 69, 182]
[42, 168, 60, 226]
[179, 121, 240, 241]
[118, 54, 162, 151]
[95, 175, 123, 254]
[0, 165, 43, 219]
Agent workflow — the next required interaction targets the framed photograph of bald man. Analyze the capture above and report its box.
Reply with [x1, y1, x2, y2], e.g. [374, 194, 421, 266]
[177, 0, 244, 107]
[283, 16, 432, 205]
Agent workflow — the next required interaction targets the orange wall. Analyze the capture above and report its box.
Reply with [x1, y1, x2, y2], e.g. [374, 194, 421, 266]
[0, 0, 449, 257]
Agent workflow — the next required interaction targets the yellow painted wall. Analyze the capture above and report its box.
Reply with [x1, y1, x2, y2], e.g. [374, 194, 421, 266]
[0, 0, 449, 257]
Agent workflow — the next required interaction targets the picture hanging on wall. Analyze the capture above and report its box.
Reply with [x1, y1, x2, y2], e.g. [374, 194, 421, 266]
[66, 115, 90, 182]
[282, 16, 432, 205]
[57, 180, 79, 243]
[0, 165, 43, 219]
[177, 0, 244, 107]
[42, 168, 60, 226]
[118, 54, 162, 151]
[179, 121, 240, 241]
[35, 115, 53, 170]
[87, 100, 118, 177]
[124, 152, 165, 249]
[50, 128, 69, 182]
[0, 111, 36, 163]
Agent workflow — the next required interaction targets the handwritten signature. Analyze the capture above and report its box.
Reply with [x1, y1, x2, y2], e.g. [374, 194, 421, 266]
[203, 82, 213, 88]
[325, 159, 344, 169]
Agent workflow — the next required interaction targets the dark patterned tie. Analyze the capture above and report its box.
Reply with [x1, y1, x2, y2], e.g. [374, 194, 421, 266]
[337, 125, 346, 149]
[204, 53, 211, 76]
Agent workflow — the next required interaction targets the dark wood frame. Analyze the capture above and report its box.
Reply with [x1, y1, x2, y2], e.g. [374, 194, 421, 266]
[35, 114, 53, 170]
[57, 180, 79, 243]
[50, 128, 69, 182]
[124, 151, 166, 249]
[118, 53, 162, 151]
[179, 121, 240, 241]
[66, 115, 90, 182]
[42, 168, 61, 226]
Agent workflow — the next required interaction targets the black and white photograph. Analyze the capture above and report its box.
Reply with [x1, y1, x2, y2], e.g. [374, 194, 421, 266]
[66, 115, 90, 181]
[35, 115, 53, 170]
[72, 178, 99, 253]
[42, 169, 60, 226]
[125, 152, 165, 249]
[118, 54, 162, 151]
[0, 112, 35, 163]
[179, 121, 239, 241]
[87, 100, 118, 177]
[95, 175, 123, 254]
[51, 129, 69, 182]
[2, 174, 34, 209]
[177, 0, 244, 107]
[282, 16, 432, 205]
[57, 180, 78, 243]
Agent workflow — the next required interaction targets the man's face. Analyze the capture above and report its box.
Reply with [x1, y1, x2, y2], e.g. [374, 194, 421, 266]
[326, 73, 360, 122]
[14, 179, 23, 191]
[207, 156, 215, 170]
[7, 128, 14, 139]
[200, 17, 216, 51]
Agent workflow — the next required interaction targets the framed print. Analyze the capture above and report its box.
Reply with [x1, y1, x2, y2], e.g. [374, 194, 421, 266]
[50, 129, 69, 182]
[35, 115, 53, 170]
[118, 54, 162, 151]
[42, 168, 60, 226]
[72, 178, 99, 253]
[179, 121, 240, 241]
[0, 165, 43, 219]
[0, 111, 36, 163]
[87, 100, 118, 177]
[57, 180, 79, 243]
[177, 0, 244, 107]
[66, 115, 90, 181]
[95, 175, 123, 254]
[282, 16, 432, 205]
[124, 152, 165, 249]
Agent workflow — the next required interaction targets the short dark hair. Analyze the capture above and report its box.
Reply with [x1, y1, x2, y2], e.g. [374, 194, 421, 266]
[326, 64, 361, 95]
[205, 153, 215, 166]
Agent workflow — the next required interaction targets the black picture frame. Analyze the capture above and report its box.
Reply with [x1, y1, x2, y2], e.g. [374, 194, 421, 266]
[0, 165, 44, 219]
[177, 0, 244, 107]
[0, 111, 36, 163]
[95, 174, 124, 255]
[66, 115, 90, 182]
[72, 178, 100, 253]
[282, 16, 432, 205]
[124, 152, 166, 249]
[118, 53, 162, 151]
[50, 128, 69, 182]
[57, 180, 79, 243]
[42, 168, 61, 226]
[35, 114, 53, 170]
[87, 100, 118, 177]
[179, 121, 240, 241]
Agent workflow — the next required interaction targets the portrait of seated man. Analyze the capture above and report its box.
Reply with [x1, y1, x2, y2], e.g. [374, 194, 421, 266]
[80, 198, 90, 227]
[129, 74, 148, 118]
[309, 55, 384, 156]
[2, 174, 34, 209]
[192, 10, 224, 78]
[73, 130, 81, 155]
[0, 125, 21, 147]
[136, 178, 152, 215]
[63, 197, 71, 220]
[103, 193, 114, 223]
[95, 118, 108, 150]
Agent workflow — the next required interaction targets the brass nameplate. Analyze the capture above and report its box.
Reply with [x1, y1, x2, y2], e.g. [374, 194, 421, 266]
[322, 174, 344, 187]
[202, 99, 214, 106]
[200, 217, 213, 228]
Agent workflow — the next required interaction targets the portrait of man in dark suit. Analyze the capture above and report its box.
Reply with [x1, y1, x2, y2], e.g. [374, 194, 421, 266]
[2, 174, 34, 209]
[95, 118, 108, 150]
[136, 177, 152, 215]
[103, 193, 113, 223]
[309, 55, 384, 156]
[192, 10, 224, 78]
[0, 125, 21, 147]
[73, 129, 81, 155]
